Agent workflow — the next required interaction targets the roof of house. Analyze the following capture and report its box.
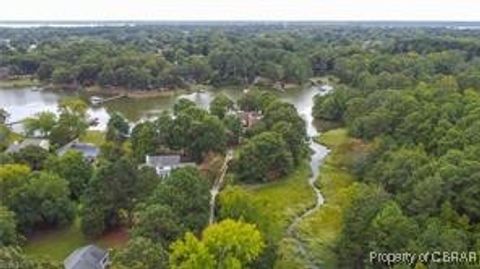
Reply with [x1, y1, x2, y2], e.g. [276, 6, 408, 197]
[57, 140, 99, 159]
[5, 138, 50, 153]
[64, 245, 107, 269]
[145, 155, 181, 168]
[70, 143, 99, 159]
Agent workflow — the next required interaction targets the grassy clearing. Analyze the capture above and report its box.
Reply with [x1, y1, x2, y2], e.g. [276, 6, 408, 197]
[80, 130, 105, 146]
[242, 162, 315, 242]
[24, 217, 128, 262]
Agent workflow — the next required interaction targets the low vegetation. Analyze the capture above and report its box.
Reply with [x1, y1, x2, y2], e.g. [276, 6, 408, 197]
[240, 162, 315, 241]
[295, 129, 359, 268]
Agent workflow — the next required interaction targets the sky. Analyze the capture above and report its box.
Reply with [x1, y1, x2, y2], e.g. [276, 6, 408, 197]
[2, 0, 480, 21]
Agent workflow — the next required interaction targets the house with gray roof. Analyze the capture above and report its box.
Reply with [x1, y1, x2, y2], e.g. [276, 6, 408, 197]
[57, 139, 99, 162]
[64, 245, 109, 269]
[144, 154, 195, 177]
[5, 138, 50, 154]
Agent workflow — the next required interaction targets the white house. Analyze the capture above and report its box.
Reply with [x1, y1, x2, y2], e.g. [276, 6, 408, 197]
[144, 154, 195, 177]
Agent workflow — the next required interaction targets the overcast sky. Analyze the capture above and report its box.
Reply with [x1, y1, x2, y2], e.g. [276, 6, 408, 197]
[2, 0, 480, 21]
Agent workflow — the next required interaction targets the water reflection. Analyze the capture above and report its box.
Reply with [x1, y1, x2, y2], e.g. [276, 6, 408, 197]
[1, 86, 330, 133]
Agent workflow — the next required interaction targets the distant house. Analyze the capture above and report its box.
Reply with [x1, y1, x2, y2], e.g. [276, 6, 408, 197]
[144, 154, 195, 177]
[57, 139, 99, 162]
[64, 245, 109, 269]
[5, 138, 50, 154]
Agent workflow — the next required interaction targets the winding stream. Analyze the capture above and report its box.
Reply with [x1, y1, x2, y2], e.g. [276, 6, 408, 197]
[284, 86, 332, 269]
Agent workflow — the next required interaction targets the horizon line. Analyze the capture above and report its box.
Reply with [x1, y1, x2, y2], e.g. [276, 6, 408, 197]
[1, 20, 480, 23]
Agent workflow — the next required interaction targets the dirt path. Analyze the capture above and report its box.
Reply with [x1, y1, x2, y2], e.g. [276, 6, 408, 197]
[209, 150, 233, 224]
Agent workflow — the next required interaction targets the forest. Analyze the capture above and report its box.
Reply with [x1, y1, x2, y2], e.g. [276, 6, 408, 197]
[313, 27, 480, 268]
[2, 23, 480, 268]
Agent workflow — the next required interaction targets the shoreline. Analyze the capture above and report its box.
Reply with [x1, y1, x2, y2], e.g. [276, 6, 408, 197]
[1, 79, 314, 99]
[0, 78, 42, 88]
[78, 85, 191, 99]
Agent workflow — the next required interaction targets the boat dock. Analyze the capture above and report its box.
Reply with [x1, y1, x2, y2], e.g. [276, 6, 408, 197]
[5, 119, 26, 126]
[90, 94, 127, 106]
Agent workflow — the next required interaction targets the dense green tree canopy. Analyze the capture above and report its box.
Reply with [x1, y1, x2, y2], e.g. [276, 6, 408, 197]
[235, 131, 293, 182]
[112, 237, 169, 269]
[106, 112, 130, 143]
[23, 112, 57, 137]
[0, 205, 19, 247]
[81, 158, 141, 237]
[11, 145, 49, 170]
[170, 219, 265, 269]
[46, 150, 93, 200]
[210, 94, 234, 119]
[5, 172, 75, 232]
[136, 167, 210, 239]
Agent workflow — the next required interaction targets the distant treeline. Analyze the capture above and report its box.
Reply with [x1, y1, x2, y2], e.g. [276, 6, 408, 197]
[3, 25, 480, 90]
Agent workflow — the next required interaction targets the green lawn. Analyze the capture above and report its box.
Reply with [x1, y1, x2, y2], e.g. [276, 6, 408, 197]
[80, 130, 105, 146]
[24, 218, 128, 262]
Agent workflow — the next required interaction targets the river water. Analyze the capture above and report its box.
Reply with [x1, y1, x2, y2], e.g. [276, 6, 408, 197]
[0, 86, 328, 133]
[0, 87, 231, 132]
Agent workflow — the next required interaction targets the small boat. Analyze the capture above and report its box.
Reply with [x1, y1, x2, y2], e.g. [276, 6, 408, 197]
[319, 84, 333, 92]
[31, 86, 41, 92]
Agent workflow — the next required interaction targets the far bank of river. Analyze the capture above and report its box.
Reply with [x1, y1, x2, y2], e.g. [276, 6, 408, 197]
[0, 85, 329, 134]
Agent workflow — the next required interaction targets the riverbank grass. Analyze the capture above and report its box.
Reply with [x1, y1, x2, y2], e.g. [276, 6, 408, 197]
[237, 129, 361, 269]
[0, 78, 41, 88]
[241, 162, 315, 242]
[292, 128, 363, 268]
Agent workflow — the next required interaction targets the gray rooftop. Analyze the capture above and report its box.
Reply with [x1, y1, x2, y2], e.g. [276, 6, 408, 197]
[5, 138, 50, 153]
[146, 155, 181, 167]
[64, 245, 107, 269]
[57, 140, 99, 159]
